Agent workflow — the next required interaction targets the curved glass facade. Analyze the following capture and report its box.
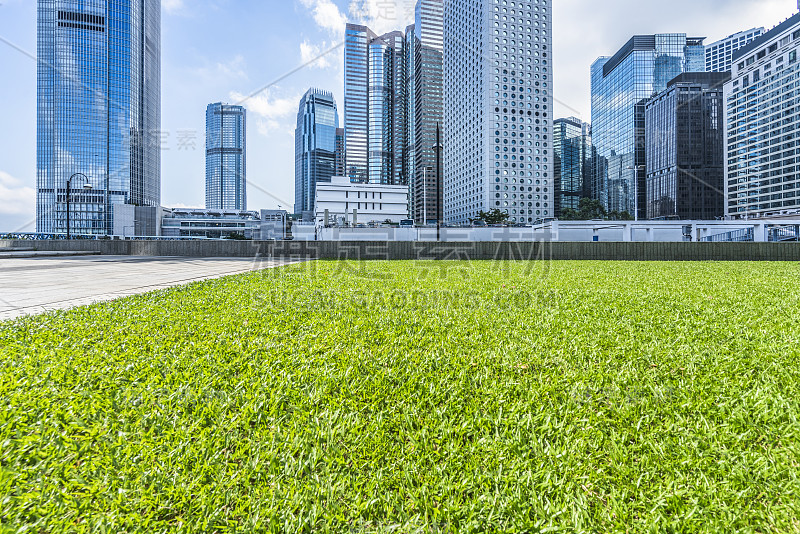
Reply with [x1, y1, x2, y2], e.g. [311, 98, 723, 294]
[294, 89, 339, 215]
[344, 24, 372, 184]
[591, 34, 704, 219]
[344, 24, 410, 186]
[410, 0, 444, 224]
[37, 0, 161, 235]
[206, 103, 246, 211]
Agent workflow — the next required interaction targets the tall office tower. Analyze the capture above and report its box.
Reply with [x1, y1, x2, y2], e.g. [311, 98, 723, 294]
[294, 89, 339, 216]
[37, 0, 161, 235]
[705, 28, 764, 73]
[403, 26, 417, 216]
[553, 117, 591, 217]
[725, 13, 800, 219]
[334, 128, 346, 178]
[409, 0, 444, 224]
[344, 24, 409, 185]
[206, 103, 246, 210]
[591, 35, 705, 220]
[645, 73, 728, 220]
[443, 0, 554, 224]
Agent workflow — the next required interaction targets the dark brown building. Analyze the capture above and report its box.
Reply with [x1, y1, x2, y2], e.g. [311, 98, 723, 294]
[644, 72, 730, 220]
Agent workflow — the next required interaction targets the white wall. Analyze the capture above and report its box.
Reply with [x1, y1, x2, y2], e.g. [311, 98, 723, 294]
[314, 177, 409, 225]
[289, 220, 799, 242]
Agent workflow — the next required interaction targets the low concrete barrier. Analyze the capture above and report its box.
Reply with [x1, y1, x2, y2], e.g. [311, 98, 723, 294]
[1, 239, 799, 261]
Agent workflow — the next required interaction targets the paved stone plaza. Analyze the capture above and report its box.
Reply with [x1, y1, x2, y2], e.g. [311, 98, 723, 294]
[0, 256, 294, 321]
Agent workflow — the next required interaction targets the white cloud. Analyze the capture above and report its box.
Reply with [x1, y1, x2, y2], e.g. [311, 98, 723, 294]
[298, 0, 415, 37]
[188, 55, 249, 83]
[217, 55, 249, 80]
[298, 0, 348, 36]
[300, 40, 335, 69]
[230, 89, 302, 135]
[348, 0, 415, 35]
[162, 0, 184, 14]
[0, 171, 35, 217]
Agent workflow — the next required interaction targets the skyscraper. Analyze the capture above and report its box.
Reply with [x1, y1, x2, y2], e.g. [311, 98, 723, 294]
[206, 103, 246, 211]
[443, 0, 554, 224]
[553, 118, 591, 217]
[344, 24, 410, 186]
[591, 35, 705, 219]
[725, 13, 800, 219]
[705, 28, 764, 73]
[645, 73, 728, 220]
[37, 0, 161, 235]
[294, 89, 339, 216]
[335, 128, 346, 178]
[410, 0, 444, 225]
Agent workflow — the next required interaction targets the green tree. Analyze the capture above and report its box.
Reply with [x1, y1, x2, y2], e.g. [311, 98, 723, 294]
[608, 210, 634, 221]
[560, 198, 623, 221]
[470, 209, 510, 225]
[560, 208, 580, 221]
[560, 198, 633, 221]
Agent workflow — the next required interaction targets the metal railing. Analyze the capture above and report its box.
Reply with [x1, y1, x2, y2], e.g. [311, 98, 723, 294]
[701, 228, 755, 242]
[0, 233, 106, 241]
[0, 233, 225, 241]
[768, 225, 800, 242]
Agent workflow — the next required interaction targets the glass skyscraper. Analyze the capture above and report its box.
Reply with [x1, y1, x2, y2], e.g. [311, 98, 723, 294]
[409, 0, 444, 225]
[335, 127, 345, 178]
[645, 73, 728, 220]
[294, 89, 339, 215]
[206, 103, 246, 210]
[591, 34, 704, 219]
[553, 117, 591, 217]
[344, 24, 410, 186]
[37, 0, 161, 235]
[443, 0, 554, 224]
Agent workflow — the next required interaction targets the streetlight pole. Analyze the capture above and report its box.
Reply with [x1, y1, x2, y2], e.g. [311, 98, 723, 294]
[433, 123, 443, 225]
[422, 167, 427, 226]
[66, 173, 93, 239]
[627, 165, 645, 222]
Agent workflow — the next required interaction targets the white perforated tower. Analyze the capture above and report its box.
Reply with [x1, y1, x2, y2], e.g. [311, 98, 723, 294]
[442, 0, 554, 224]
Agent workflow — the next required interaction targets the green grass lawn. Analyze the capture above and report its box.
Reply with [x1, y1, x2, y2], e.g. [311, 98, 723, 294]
[2, 260, 800, 533]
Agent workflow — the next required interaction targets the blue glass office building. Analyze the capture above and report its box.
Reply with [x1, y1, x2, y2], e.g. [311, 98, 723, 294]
[206, 103, 246, 210]
[294, 89, 339, 215]
[553, 117, 591, 217]
[37, 0, 161, 235]
[409, 0, 444, 225]
[344, 23, 410, 186]
[591, 35, 704, 219]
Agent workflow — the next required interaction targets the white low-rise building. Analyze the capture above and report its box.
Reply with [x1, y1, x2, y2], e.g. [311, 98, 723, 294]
[314, 176, 409, 225]
[160, 208, 287, 239]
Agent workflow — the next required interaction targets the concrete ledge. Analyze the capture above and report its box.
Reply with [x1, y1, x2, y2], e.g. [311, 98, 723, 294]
[0, 250, 101, 259]
[1, 239, 799, 261]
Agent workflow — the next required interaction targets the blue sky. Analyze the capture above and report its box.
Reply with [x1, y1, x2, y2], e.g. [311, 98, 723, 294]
[0, 0, 797, 231]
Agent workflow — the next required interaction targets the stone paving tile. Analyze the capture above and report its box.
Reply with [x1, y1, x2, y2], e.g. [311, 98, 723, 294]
[0, 256, 297, 321]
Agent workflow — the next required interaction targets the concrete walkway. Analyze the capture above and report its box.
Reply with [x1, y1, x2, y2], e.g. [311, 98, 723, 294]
[0, 256, 295, 321]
